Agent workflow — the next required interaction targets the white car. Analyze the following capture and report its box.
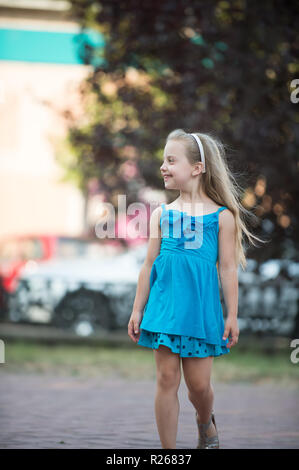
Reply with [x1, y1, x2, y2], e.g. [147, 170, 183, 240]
[8, 243, 147, 336]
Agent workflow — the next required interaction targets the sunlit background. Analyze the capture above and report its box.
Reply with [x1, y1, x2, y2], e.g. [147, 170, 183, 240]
[0, 0, 298, 450]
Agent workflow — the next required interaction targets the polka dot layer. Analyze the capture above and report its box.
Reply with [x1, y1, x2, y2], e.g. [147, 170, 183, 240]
[138, 329, 230, 358]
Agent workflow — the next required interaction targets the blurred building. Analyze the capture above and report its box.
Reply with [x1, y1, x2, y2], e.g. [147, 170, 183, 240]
[0, 0, 103, 238]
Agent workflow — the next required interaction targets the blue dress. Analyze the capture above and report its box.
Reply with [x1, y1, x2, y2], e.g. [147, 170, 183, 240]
[137, 203, 230, 358]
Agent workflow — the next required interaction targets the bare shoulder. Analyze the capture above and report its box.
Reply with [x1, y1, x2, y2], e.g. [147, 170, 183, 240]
[219, 207, 235, 231]
[144, 206, 162, 267]
[149, 205, 163, 231]
[150, 205, 163, 220]
[165, 199, 178, 210]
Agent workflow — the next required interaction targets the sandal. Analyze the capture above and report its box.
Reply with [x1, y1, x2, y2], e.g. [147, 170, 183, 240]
[195, 410, 219, 449]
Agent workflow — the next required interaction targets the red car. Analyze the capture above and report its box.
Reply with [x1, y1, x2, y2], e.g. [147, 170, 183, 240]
[0, 234, 123, 317]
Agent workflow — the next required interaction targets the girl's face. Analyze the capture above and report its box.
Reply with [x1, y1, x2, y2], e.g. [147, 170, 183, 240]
[160, 140, 197, 190]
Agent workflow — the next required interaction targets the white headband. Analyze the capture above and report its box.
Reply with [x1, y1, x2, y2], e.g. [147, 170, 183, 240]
[190, 133, 206, 173]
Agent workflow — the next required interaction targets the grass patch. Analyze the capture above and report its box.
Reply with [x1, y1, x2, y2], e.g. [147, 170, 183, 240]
[1, 340, 298, 386]
[212, 347, 299, 386]
[2, 340, 156, 380]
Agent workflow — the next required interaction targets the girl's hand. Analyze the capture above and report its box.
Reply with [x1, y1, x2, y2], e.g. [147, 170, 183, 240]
[128, 311, 143, 343]
[223, 317, 239, 348]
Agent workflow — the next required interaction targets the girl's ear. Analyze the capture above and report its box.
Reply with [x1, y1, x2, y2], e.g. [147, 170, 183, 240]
[192, 162, 204, 175]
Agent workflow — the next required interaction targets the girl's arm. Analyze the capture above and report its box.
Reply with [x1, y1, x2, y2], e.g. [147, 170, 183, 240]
[128, 206, 162, 342]
[218, 210, 239, 348]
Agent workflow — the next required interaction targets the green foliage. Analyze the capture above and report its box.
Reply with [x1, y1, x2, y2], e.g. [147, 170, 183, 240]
[64, 0, 299, 260]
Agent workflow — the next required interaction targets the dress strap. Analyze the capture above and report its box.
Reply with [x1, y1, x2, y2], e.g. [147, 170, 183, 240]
[217, 206, 227, 214]
[160, 203, 166, 229]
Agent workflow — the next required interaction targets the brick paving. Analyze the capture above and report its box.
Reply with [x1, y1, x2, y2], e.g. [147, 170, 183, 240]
[0, 371, 298, 449]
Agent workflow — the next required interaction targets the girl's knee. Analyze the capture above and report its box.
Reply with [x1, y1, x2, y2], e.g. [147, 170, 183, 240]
[156, 368, 181, 390]
[154, 346, 181, 390]
[157, 371, 181, 390]
[188, 381, 211, 396]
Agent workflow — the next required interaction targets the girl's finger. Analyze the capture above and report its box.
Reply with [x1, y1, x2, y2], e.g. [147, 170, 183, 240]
[230, 337, 237, 347]
[222, 327, 230, 340]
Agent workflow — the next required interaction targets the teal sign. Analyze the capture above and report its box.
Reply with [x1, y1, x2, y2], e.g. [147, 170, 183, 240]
[0, 27, 105, 65]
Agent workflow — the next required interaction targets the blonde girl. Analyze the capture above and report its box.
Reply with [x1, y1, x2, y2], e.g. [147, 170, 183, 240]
[128, 129, 263, 449]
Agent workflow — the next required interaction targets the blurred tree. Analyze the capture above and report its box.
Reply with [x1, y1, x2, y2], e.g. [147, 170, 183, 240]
[61, 0, 299, 261]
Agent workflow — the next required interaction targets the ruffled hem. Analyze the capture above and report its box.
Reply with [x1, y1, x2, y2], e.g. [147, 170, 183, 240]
[137, 329, 230, 358]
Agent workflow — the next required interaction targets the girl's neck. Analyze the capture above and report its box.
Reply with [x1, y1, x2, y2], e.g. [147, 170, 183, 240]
[178, 195, 209, 206]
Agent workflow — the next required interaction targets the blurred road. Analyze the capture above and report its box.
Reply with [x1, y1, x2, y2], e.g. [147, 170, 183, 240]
[0, 371, 298, 449]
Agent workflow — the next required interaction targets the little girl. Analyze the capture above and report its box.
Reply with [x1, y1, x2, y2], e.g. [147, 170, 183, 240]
[128, 129, 262, 449]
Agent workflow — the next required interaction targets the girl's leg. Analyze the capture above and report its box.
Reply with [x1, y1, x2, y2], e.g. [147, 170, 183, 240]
[153, 345, 181, 449]
[182, 355, 217, 437]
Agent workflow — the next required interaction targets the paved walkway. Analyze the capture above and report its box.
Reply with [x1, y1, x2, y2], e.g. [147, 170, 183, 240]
[0, 371, 298, 449]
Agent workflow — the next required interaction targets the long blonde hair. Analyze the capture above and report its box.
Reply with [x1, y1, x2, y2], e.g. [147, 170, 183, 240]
[166, 129, 268, 271]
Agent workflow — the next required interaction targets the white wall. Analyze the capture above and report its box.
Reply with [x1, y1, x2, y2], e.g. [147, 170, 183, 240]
[0, 15, 92, 238]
